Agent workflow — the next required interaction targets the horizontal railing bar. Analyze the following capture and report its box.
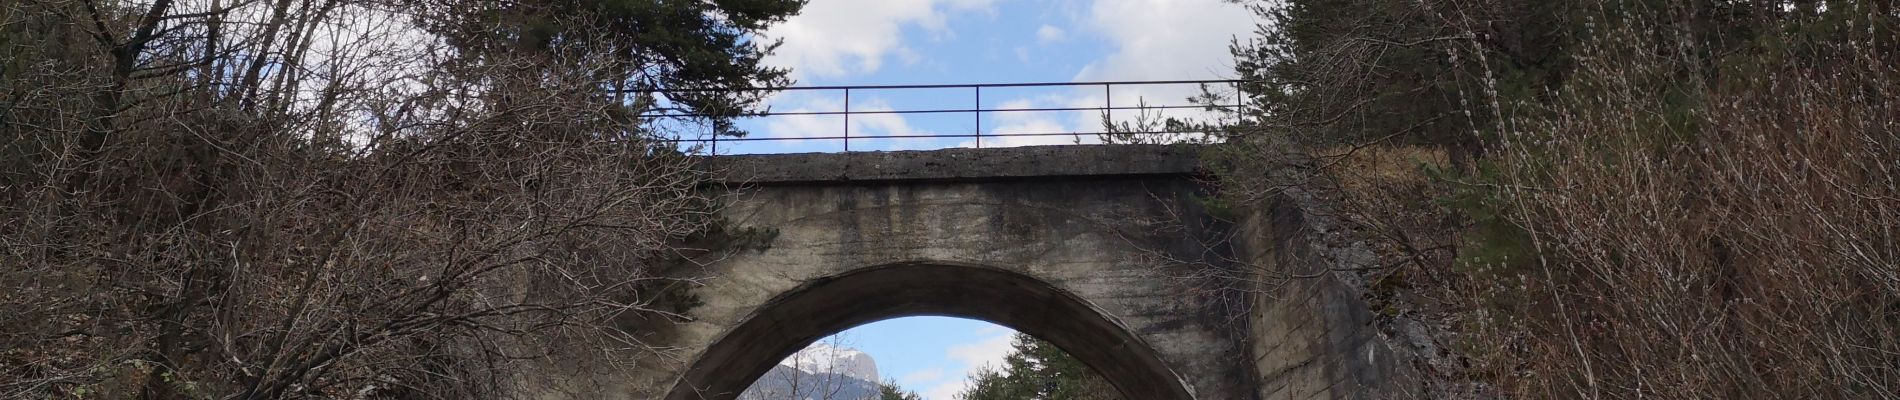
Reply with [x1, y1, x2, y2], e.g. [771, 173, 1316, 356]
[630, 79, 1242, 93]
[637, 104, 1235, 119]
[660, 130, 1207, 143]
[641, 102, 1232, 113]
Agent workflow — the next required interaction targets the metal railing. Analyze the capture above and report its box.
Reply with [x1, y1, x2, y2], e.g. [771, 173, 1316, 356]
[637, 79, 1244, 153]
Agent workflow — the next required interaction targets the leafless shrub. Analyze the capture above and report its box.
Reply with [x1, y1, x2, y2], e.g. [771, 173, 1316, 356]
[0, 0, 782, 397]
[1215, 1, 1899, 398]
[1474, 5, 1900, 397]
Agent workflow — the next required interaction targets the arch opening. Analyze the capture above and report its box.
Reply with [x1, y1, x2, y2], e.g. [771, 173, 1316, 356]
[665, 262, 1196, 400]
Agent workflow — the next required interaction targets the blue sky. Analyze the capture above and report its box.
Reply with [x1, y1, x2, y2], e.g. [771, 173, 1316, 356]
[662, 0, 1259, 156]
[735, 1, 1257, 398]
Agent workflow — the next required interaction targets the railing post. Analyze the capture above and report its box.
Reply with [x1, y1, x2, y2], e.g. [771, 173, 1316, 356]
[974, 86, 982, 149]
[843, 88, 851, 152]
[1102, 83, 1111, 143]
[1234, 81, 1243, 126]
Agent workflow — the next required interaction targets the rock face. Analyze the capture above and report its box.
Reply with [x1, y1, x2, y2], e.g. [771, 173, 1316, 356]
[781, 344, 879, 384]
[739, 344, 881, 400]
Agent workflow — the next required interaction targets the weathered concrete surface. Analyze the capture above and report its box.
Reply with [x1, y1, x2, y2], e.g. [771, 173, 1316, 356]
[523, 145, 1419, 400]
[659, 145, 1240, 400]
[704, 144, 1203, 183]
[1234, 191, 1423, 399]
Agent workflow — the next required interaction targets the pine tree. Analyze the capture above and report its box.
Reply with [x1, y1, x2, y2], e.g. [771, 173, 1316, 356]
[956, 333, 1120, 400]
[877, 381, 922, 400]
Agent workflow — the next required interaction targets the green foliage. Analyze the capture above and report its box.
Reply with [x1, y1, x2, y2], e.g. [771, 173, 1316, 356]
[956, 333, 1120, 400]
[417, 0, 805, 135]
[1232, 1, 1579, 153]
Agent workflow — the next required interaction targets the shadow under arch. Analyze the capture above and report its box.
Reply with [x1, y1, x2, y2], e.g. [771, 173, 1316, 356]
[664, 261, 1197, 400]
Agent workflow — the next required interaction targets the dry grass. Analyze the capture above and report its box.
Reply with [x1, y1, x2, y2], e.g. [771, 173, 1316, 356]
[1318, 145, 1451, 196]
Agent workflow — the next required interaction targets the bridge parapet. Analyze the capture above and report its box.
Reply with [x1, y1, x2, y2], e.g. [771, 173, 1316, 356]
[706, 144, 1204, 184]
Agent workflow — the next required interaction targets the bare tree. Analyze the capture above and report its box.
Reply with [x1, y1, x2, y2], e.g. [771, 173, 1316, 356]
[0, 0, 796, 398]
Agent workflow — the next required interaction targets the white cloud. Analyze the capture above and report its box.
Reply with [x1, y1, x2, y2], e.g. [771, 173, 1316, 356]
[900, 367, 946, 385]
[1075, 0, 1252, 81]
[946, 331, 1015, 369]
[958, 0, 1252, 148]
[760, 94, 933, 150]
[917, 329, 1016, 400]
[763, 0, 997, 79]
[1070, 0, 1254, 132]
[852, 103, 926, 137]
[755, 0, 1252, 152]
[961, 98, 1102, 148]
[1036, 24, 1067, 44]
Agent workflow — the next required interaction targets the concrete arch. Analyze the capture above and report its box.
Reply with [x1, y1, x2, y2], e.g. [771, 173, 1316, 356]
[516, 146, 1417, 400]
[540, 146, 1254, 399]
[663, 262, 1196, 400]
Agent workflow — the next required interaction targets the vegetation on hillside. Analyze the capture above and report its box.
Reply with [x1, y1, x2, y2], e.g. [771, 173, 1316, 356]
[1210, 0, 1899, 397]
[0, 0, 802, 397]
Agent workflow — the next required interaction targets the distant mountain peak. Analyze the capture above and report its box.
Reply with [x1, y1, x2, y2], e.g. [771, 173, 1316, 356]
[742, 343, 884, 400]
[779, 343, 880, 384]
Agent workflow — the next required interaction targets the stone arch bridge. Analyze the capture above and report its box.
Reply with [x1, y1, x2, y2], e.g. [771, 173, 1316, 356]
[528, 145, 1416, 400]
